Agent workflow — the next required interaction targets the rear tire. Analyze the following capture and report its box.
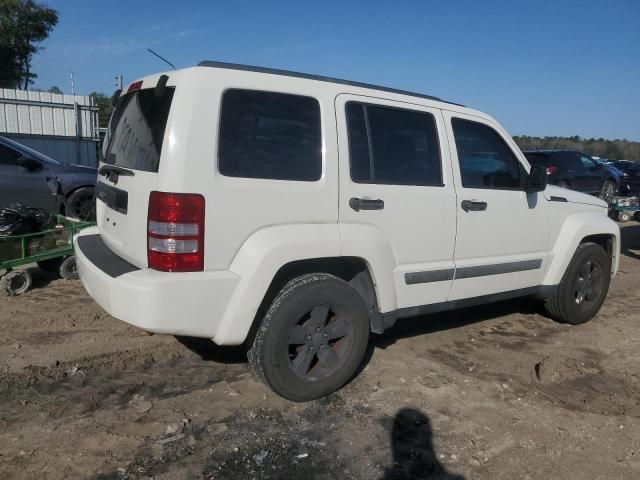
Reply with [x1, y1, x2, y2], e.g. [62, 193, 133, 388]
[1, 270, 32, 296]
[556, 180, 570, 189]
[544, 243, 611, 324]
[248, 273, 370, 402]
[66, 187, 96, 221]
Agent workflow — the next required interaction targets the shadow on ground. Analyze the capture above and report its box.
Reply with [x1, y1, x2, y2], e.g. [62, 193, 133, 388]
[620, 224, 640, 260]
[175, 336, 247, 364]
[375, 297, 542, 350]
[382, 408, 465, 480]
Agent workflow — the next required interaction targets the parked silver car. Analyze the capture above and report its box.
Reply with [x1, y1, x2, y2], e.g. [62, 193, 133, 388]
[0, 136, 97, 220]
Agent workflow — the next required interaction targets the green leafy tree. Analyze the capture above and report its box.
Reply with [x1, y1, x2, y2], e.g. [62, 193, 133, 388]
[47, 85, 62, 94]
[89, 92, 114, 128]
[0, 0, 58, 89]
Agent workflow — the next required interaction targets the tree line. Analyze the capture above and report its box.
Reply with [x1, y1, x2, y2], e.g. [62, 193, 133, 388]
[513, 135, 640, 161]
[2, 0, 639, 160]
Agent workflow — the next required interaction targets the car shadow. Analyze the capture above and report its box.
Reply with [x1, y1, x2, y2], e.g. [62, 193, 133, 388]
[374, 297, 542, 350]
[620, 223, 640, 260]
[174, 335, 247, 364]
[381, 407, 465, 480]
[175, 297, 542, 373]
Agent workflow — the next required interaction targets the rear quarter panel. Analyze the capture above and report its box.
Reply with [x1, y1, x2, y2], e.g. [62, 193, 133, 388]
[156, 68, 340, 271]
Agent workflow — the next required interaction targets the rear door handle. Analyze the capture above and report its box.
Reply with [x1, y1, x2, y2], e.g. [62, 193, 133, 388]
[349, 197, 384, 212]
[461, 199, 487, 212]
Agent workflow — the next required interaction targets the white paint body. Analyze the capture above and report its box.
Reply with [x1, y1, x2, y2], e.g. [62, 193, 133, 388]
[75, 65, 620, 345]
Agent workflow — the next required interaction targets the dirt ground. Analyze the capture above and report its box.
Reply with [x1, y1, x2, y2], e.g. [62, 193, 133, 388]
[1, 224, 639, 480]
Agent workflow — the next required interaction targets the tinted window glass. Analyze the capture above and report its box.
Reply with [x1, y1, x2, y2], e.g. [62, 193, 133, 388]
[580, 154, 596, 170]
[561, 153, 584, 172]
[346, 102, 442, 186]
[452, 118, 522, 189]
[104, 87, 175, 172]
[0, 144, 20, 165]
[524, 153, 554, 167]
[219, 89, 321, 181]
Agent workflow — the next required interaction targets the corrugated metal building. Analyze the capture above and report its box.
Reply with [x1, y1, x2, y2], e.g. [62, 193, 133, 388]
[0, 89, 100, 166]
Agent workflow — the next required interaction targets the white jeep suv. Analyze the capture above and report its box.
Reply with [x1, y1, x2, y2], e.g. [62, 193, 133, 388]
[75, 61, 620, 401]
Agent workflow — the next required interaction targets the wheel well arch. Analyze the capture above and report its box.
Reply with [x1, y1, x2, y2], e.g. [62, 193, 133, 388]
[580, 233, 614, 258]
[601, 177, 618, 188]
[244, 256, 382, 347]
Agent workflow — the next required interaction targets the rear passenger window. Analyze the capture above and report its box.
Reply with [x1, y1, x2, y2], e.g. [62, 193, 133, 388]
[452, 118, 522, 189]
[346, 102, 442, 186]
[219, 89, 322, 181]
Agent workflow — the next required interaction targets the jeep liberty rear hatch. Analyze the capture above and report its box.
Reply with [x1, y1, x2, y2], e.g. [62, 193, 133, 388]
[97, 80, 174, 268]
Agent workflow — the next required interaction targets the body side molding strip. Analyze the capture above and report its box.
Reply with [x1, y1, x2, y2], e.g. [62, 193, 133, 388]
[404, 259, 543, 285]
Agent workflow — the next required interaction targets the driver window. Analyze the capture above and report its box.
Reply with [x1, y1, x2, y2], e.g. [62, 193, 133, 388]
[451, 118, 522, 189]
[0, 144, 21, 165]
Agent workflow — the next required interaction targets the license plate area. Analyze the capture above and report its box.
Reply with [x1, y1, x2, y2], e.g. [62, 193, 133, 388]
[96, 182, 128, 214]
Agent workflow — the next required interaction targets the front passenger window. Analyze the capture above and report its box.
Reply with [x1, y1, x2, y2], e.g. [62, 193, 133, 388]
[451, 118, 522, 189]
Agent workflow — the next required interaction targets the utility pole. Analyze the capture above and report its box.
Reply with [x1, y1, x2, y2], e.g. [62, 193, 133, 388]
[70, 71, 76, 96]
[70, 71, 81, 164]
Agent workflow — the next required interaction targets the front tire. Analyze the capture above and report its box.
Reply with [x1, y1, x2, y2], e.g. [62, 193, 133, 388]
[248, 273, 370, 402]
[544, 243, 611, 324]
[618, 211, 632, 223]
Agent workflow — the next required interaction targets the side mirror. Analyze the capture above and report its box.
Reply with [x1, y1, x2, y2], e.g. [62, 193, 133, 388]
[525, 165, 548, 193]
[18, 156, 43, 172]
[594, 163, 603, 170]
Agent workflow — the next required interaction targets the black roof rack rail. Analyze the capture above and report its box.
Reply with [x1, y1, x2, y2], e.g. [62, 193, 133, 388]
[197, 60, 462, 107]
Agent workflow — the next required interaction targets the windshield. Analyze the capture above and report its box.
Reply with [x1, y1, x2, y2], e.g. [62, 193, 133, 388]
[0, 136, 62, 165]
[103, 87, 175, 172]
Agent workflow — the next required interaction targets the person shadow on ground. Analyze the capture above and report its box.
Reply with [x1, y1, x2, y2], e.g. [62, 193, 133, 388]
[382, 408, 465, 480]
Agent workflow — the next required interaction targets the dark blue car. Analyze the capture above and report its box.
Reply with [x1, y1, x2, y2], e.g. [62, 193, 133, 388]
[0, 135, 97, 220]
[523, 150, 622, 202]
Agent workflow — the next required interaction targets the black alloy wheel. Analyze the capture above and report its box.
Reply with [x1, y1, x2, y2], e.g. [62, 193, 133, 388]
[287, 304, 355, 381]
[572, 259, 605, 311]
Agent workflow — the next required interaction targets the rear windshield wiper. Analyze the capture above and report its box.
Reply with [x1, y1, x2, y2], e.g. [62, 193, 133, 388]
[99, 165, 135, 184]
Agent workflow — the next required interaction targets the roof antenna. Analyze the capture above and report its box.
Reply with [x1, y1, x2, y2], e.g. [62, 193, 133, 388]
[147, 48, 177, 70]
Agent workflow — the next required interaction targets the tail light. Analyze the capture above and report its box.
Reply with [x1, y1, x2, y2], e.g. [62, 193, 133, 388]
[147, 192, 205, 272]
[128, 80, 143, 92]
[546, 166, 558, 175]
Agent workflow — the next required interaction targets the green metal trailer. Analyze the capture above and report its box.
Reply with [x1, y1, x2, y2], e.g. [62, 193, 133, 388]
[0, 215, 94, 295]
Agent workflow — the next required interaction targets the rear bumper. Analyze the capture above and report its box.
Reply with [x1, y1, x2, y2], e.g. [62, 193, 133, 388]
[75, 227, 240, 340]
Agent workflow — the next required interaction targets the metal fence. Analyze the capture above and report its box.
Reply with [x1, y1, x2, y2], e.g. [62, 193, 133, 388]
[0, 89, 100, 166]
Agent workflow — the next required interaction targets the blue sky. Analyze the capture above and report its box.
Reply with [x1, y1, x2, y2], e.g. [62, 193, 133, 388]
[33, 0, 640, 140]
